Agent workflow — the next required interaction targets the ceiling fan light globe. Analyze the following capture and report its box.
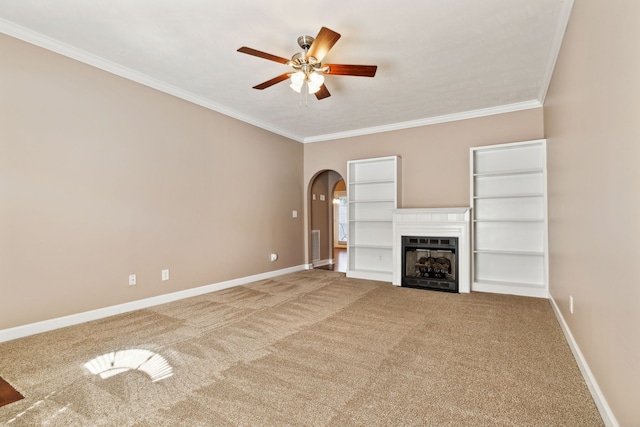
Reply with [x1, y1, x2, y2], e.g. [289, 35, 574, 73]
[289, 83, 302, 93]
[308, 72, 324, 86]
[289, 71, 305, 93]
[306, 71, 324, 93]
[290, 71, 305, 84]
[307, 83, 322, 94]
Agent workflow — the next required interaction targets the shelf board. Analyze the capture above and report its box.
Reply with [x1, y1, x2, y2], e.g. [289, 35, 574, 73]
[348, 244, 392, 250]
[474, 249, 544, 256]
[349, 178, 395, 185]
[473, 279, 545, 288]
[347, 268, 392, 274]
[473, 219, 544, 223]
[472, 279, 548, 298]
[348, 199, 395, 204]
[347, 269, 392, 282]
[473, 193, 544, 199]
[473, 168, 543, 178]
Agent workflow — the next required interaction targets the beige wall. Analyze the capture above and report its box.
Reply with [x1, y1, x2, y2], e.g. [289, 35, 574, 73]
[544, 1, 640, 425]
[0, 34, 304, 330]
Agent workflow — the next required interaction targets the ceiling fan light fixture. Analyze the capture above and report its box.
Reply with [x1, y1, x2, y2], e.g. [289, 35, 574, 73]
[289, 70, 324, 94]
[307, 72, 325, 93]
[289, 71, 305, 93]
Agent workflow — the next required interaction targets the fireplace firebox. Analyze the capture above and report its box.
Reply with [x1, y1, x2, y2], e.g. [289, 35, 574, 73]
[401, 236, 458, 292]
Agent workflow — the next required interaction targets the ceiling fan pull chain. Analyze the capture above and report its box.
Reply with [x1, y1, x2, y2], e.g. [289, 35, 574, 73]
[300, 80, 309, 107]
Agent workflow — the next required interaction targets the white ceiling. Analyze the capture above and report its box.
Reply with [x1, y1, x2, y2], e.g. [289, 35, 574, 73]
[0, 0, 573, 143]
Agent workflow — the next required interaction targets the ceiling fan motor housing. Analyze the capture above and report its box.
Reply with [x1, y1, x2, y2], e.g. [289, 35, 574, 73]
[297, 35, 315, 50]
[289, 51, 323, 73]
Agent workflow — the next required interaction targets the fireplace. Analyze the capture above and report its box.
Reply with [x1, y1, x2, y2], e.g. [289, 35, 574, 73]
[392, 208, 471, 293]
[402, 236, 458, 292]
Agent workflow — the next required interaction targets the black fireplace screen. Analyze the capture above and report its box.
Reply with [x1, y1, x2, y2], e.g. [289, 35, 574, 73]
[402, 236, 458, 292]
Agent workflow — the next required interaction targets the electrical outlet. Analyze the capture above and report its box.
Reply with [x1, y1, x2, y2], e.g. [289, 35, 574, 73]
[569, 295, 574, 314]
[162, 269, 169, 281]
[129, 274, 136, 286]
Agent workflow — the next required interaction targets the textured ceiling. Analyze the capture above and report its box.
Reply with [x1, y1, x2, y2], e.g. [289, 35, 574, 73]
[0, 0, 573, 142]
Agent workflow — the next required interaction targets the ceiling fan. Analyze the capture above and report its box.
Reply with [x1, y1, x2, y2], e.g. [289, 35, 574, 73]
[237, 27, 377, 100]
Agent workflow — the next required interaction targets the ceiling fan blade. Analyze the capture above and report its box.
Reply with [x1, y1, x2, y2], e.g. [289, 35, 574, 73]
[237, 47, 290, 65]
[314, 84, 331, 100]
[253, 73, 291, 90]
[324, 64, 378, 77]
[307, 27, 341, 62]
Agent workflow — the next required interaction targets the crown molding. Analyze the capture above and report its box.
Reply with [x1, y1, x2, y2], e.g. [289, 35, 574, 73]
[302, 100, 543, 143]
[0, 19, 305, 143]
[538, 0, 575, 104]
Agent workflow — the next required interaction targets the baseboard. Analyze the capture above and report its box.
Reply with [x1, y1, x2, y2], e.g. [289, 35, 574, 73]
[312, 258, 333, 268]
[472, 281, 548, 299]
[346, 270, 392, 282]
[0, 265, 307, 343]
[549, 294, 619, 427]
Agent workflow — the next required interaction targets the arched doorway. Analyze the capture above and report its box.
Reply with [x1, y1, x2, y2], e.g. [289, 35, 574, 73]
[308, 170, 347, 272]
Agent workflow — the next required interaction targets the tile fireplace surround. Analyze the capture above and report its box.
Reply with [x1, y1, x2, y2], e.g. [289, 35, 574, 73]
[392, 208, 471, 293]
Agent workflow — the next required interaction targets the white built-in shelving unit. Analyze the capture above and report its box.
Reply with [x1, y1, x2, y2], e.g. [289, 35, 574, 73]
[347, 156, 401, 282]
[470, 140, 548, 298]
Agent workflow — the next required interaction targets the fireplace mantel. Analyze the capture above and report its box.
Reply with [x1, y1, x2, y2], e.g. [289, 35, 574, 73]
[392, 208, 471, 293]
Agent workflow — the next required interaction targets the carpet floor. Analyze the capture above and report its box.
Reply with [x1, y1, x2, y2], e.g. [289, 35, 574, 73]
[0, 270, 602, 426]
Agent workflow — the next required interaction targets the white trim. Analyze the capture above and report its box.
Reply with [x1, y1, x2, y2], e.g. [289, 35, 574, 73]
[334, 190, 347, 246]
[473, 281, 548, 299]
[302, 100, 542, 143]
[469, 137, 547, 152]
[538, 0, 575, 104]
[312, 258, 333, 268]
[549, 294, 619, 427]
[0, 19, 305, 143]
[0, 265, 306, 343]
[346, 269, 392, 282]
